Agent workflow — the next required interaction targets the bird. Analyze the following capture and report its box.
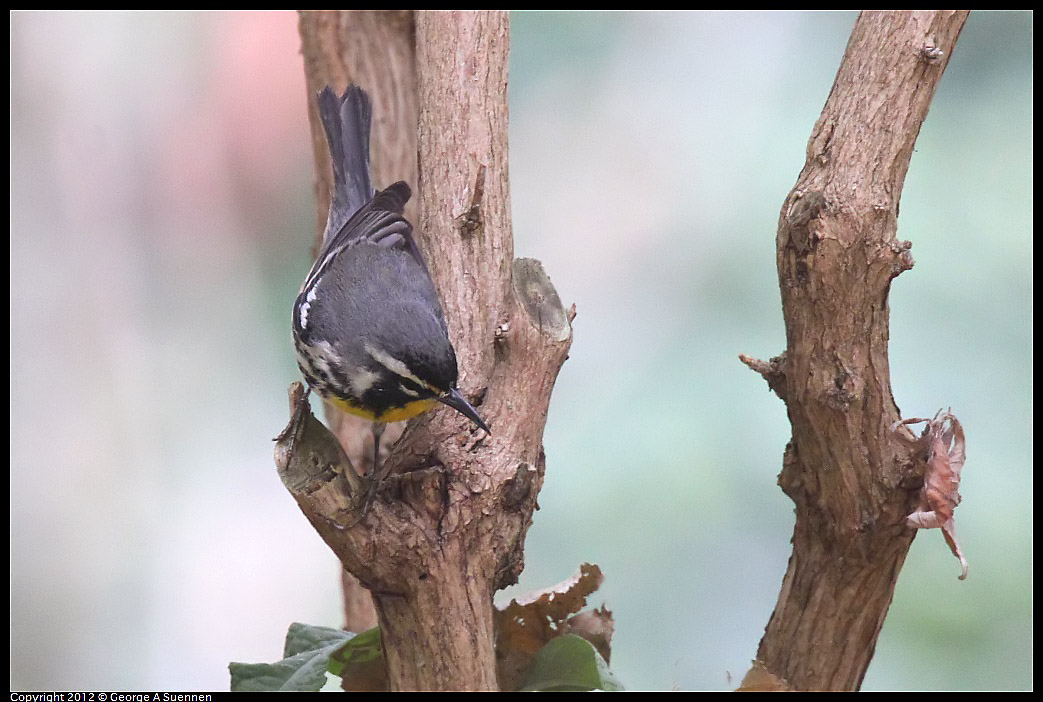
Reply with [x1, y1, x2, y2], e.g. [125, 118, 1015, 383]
[292, 84, 490, 495]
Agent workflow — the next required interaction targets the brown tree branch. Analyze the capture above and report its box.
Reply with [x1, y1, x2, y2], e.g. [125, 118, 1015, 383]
[283, 10, 572, 691]
[742, 10, 969, 692]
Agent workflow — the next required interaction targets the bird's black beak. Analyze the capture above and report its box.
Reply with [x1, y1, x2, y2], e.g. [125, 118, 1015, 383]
[439, 388, 491, 434]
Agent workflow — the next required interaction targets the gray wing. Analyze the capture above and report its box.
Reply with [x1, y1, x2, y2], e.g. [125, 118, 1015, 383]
[302, 181, 429, 295]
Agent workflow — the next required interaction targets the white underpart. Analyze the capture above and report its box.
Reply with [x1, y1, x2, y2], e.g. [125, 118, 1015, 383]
[298, 339, 334, 375]
[294, 344, 311, 371]
[298, 339, 377, 398]
[364, 343, 433, 391]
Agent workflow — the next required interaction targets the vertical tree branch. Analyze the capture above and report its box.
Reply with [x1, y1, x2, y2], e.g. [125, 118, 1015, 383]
[284, 10, 572, 691]
[415, 13, 514, 386]
[742, 10, 969, 691]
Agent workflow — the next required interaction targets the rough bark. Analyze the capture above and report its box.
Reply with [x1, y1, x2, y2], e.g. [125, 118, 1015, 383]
[741, 10, 969, 691]
[284, 10, 572, 691]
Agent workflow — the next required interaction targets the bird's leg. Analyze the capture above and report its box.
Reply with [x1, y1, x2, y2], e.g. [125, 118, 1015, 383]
[371, 421, 386, 477]
[350, 422, 388, 525]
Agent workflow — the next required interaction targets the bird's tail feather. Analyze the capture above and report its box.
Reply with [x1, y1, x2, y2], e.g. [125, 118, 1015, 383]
[318, 85, 374, 239]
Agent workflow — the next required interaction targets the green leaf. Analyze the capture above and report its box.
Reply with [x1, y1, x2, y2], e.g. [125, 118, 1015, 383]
[329, 627, 387, 691]
[229, 622, 355, 692]
[520, 633, 625, 692]
[328, 626, 382, 676]
[283, 621, 354, 658]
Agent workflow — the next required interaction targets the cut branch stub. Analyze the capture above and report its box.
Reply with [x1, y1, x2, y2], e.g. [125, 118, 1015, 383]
[514, 258, 572, 343]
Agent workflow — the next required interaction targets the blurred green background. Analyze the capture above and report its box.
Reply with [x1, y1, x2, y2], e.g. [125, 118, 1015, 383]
[9, 10, 1031, 692]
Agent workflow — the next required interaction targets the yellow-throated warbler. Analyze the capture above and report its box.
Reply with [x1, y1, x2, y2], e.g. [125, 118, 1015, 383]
[292, 85, 490, 467]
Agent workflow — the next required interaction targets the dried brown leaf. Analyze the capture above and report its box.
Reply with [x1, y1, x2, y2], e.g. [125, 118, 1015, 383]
[494, 563, 609, 691]
[737, 660, 792, 691]
[895, 409, 968, 579]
